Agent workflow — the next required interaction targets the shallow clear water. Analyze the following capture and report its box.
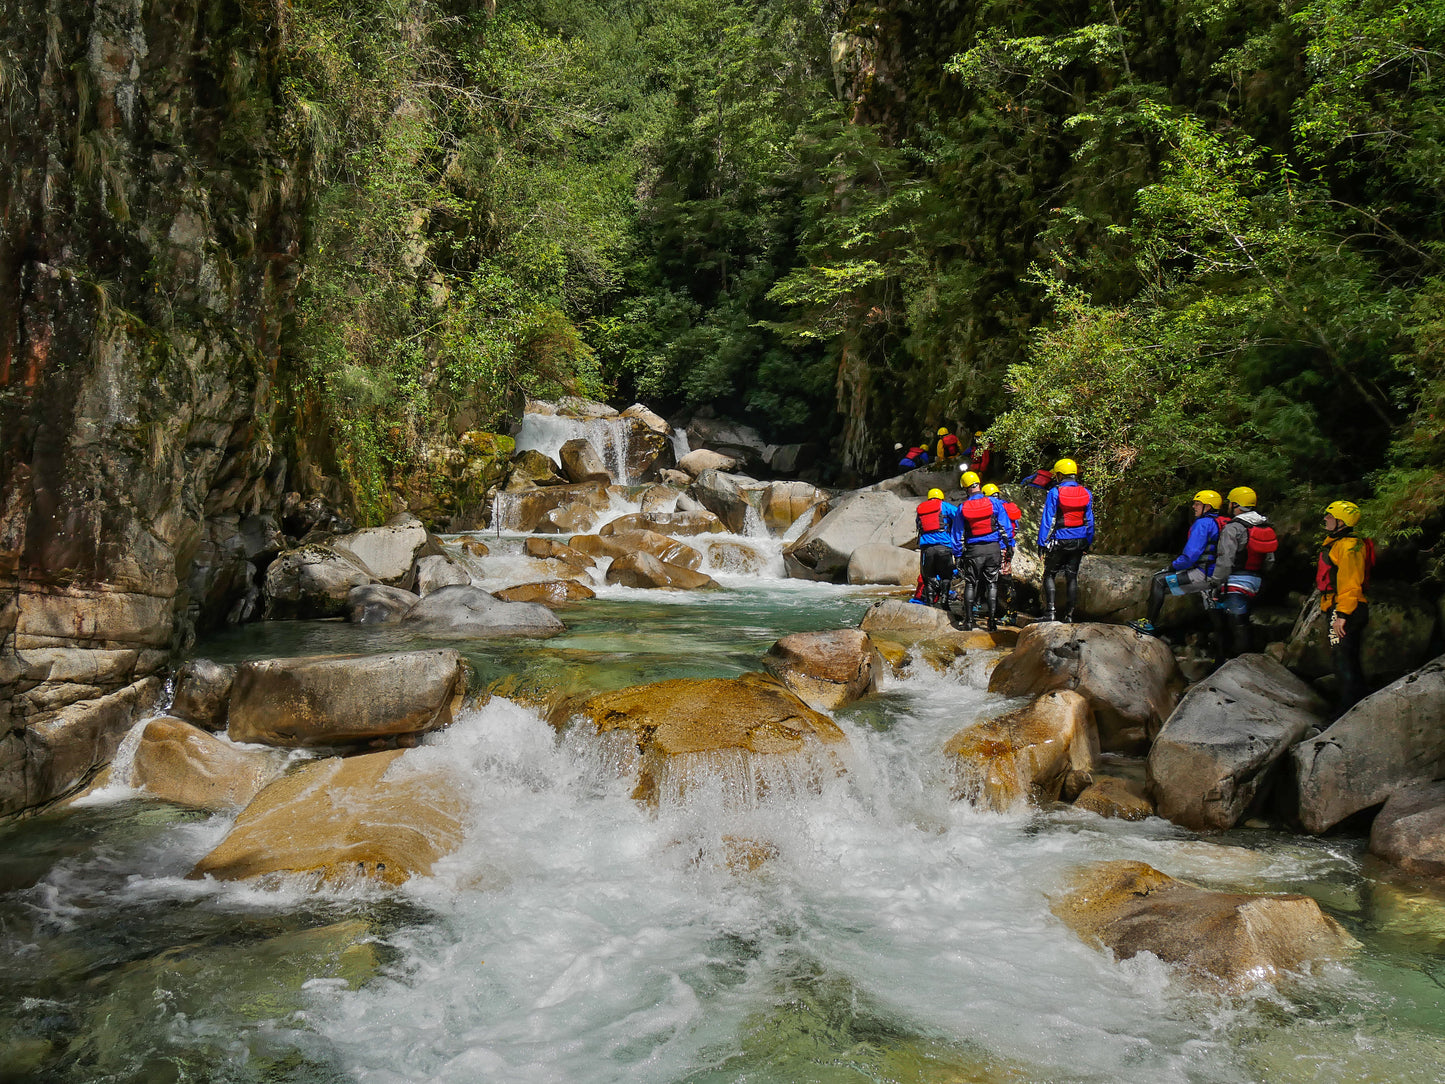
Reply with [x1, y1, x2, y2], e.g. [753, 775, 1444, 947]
[3, 574, 1444, 1082]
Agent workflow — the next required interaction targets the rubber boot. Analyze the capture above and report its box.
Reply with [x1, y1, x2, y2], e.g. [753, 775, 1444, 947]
[1146, 572, 1169, 627]
[1041, 574, 1056, 621]
[1064, 573, 1079, 623]
[985, 581, 998, 632]
[1229, 613, 1252, 656]
[961, 579, 977, 630]
[1208, 609, 1229, 669]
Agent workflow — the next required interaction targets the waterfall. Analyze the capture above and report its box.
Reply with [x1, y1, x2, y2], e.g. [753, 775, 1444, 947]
[669, 426, 691, 460]
[490, 490, 521, 532]
[516, 412, 638, 484]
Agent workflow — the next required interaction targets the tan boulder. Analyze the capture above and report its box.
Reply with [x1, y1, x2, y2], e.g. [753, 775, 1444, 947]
[189, 749, 465, 886]
[558, 437, 612, 484]
[605, 551, 718, 590]
[761, 480, 827, 534]
[944, 691, 1098, 811]
[639, 484, 681, 514]
[1369, 781, 1445, 877]
[701, 539, 767, 575]
[578, 673, 849, 804]
[130, 717, 282, 811]
[523, 537, 596, 569]
[1051, 860, 1358, 991]
[1073, 777, 1154, 821]
[491, 481, 609, 532]
[676, 448, 738, 476]
[599, 510, 725, 537]
[846, 543, 919, 586]
[459, 538, 490, 557]
[859, 598, 953, 638]
[569, 530, 703, 569]
[504, 449, 566, 490]
[762, 629, 883, 710]
[227, 650, 468, 748]
[493, 581, 596, 606]
[170, 658, 235, 731]
[988, 622, 1182, 753]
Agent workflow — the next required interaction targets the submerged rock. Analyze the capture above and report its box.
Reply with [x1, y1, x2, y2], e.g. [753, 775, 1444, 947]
[1051, 860, 1358, 992]
[493, 581, 596, 606]
[227, 650, 468, 747]
[1370, 781, 1445, 877]
[523, 537, 596, 568]
[263, 544, 375, 619]
[944, 691, 1098, 811]
[346, 583, 419, 625]
[169, 658, 236, 731]
[763, 629, 883, 711]
[605, 551, 718, 590]
[1148, 655, 1327, 832]
[988, 623, 1182, 753]
[130, 716, 282, 811]
[701, 539, 767, 574]
[401, 584, 565, 638]
[189, 749, 465, 886]
[578, 673, 849, 805]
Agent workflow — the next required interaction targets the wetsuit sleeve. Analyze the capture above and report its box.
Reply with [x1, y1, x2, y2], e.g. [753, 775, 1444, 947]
[1331, 538, 1367, 615]
[1172, 518, 1208, 571]
[1037, 490, 1057, 547]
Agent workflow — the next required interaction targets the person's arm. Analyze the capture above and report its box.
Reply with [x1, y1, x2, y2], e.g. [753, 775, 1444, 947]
[1037, 490, 1057, 547]
[1171, 519, 1208, 571]
[1084, 493, 1096, 547]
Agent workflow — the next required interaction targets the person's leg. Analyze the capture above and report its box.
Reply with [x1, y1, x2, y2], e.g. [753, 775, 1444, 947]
[980, 549, 1001, 630]
[961, 553, 980, 629]
[1333, 604, 1371, 712]
[1146, 571, 1170, 626]
[1041, 550, 1059, 618]
[1062, 547, 1083, 621]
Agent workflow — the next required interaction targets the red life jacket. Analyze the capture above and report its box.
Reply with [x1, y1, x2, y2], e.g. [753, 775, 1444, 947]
[940, 433, 961, 456]
[1003, 501, 1022, 524]
[1241, 523, 1278, 573]
[1213, 514, 1231, 531]
[960, 495, 998, 539]
[1057, 485, 1092, 528]
[906, 446, 926, 460]
[916, 498, 944, 533]
[1316, 536, 1376, 592]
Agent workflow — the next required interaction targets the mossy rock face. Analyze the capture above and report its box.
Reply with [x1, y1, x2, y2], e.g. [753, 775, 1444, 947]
[393, 431, 515, 530]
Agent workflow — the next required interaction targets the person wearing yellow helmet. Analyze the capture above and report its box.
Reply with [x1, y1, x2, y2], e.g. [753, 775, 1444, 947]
[981, 483, 1023, 622]
[1208, 485, 1279, 662]
[935, 427, 962, 462]
[897, 441, 931, 472]
[1128, 490, 1226, 637]
[1317, 500, 1374, 712]
[951, 471, 1009, 630]
[1037, 458, 1094, 622]
[914, 486, 961, 608]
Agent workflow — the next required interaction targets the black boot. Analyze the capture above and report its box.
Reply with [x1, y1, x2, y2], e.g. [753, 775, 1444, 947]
[1065, 573, 1079, 623]
[1229, 613, 1252, 656]
[961, 579, 977, 630]
[985, 582, 998, 631]
[1041, 575, 1056, 621]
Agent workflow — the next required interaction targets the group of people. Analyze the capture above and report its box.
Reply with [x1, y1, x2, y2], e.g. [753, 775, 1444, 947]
[911, 459, 1375, 712]
[895, 428, 990, 474]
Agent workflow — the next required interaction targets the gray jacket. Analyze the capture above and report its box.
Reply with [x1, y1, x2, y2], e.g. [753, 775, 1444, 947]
[1211, 509, 1270, 584]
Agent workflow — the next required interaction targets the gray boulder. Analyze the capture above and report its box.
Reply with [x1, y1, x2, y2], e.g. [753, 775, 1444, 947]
[689, 469, 762, 533]
[685, 415, 773, 470]
[415, 554, 471, 596]
[559, 437, 613, 484]
[331, 514, 429, 586]
[1148, 655, 1328, 831]
[170, 658, 237, 731]
[858, 598, 954, 637]
[347, 584, 419, 625]
[1293, 654, 1445, 833]
[1369, 781, 1445, 877]
[785, 490, 915, 579]
[264, 544, 375, 619]
[846, 543, 918, 586]
[402, 584, 565, 638]
[1072, 554, 1203, 624]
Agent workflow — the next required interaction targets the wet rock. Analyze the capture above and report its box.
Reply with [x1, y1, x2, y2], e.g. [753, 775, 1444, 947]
[598, 510, 725, 537]
[873, 628, 1019, 677]
[677, 449, 738, 477]
[1370, 781, 1445, 877]
[570, 530, 703, 571]
[701, 539, 767, 575]
[170, 659, 236, 731]
[331, 515, 429, 586]
[1292, 654, 1445, 833]
[786, 490, 914, 579]
[578, 673, 849, 804]
[492, 481, 610, 532]
[536, 502, 602, 534]
[402, 584, 565, 638]
[459, 538, 490, 557]
[1148, 655, 1328, 832]
[263, 544, 375, 620]
[190, 749, 465, 886]
[859, 598, 953, 637]
[130, 717, 282, 811]
[761, 480, 827, 534]
[639, 484, 681, 514]
[620, 416, 672, 481]
[847, 543, 918, 586]
[1074, 776, 1154, 821]
[1051, 860, 1358, 992]
[1067, 554, 1201, 625]
[621, 402, 669, 433]
[493, 581, 596, 606]
[689, 469, 761, 533]
[522, 537, 595, 567]
[763, 629, 883, 711]
[988, 623, 1182, 753]
[505, 449, 567, 490]
[605, 551, 718, 590]
[346, 584, 419, 625]
[557, 396, 618, 419]
[227, 650, 468, 748]
[415, 554, 471, 596]
[558, 437, 613, 484]
[944, 691, 1098, 811]
[1282, 585, 1439, 684]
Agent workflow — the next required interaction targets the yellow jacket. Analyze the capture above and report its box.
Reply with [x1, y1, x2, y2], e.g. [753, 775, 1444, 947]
[1318, 535, 1368, 615]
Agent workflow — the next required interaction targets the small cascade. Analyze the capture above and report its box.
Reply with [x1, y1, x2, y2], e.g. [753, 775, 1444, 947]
[739, 499, 768, 539]
[516, 411, 638, 484]
[490, 489, 522, 532]
[669, 426, 690, 460]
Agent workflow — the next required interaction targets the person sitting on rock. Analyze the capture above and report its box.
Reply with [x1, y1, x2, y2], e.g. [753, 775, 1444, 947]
[952, 471, 1004, 631]
[898, 442, 930, 471]
[935, 427, 962, 462]
[984, 483, 1022, 623]
[1129, 490, 1224, 637]
[1317, 500, 1374, 714]
[1037, 458, 1094, 622]
[916, 487, 959, 607]
[1208, 485, 1278, 662]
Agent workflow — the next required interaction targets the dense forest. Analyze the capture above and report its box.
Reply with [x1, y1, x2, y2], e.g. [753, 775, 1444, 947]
[267, 0, 1441, 563]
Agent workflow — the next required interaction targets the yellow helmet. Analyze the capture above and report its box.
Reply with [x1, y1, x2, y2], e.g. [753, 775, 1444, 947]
[926, 488, 945, 500]
[937, 427, 949, 436]
[1227, 485, 1257, 508]
[1053, 458, 1078, 476]
[982, 483, 1000, 496]
[1324, 500, 1360, 527]
[974, 430, 984, 437]
[960, 471, 981, 487]
[1193, 489, 1223, 511]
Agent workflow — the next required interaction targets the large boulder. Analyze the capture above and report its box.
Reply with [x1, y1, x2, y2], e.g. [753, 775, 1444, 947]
[130, 716, 282, 811]
[944, 691, 1098, 811]
[414, 554, 471, 596]
[558, 437, 613, 484]
[227, 650, 469, 748]
[330, 515, 429, 587]
[785, 490, 914, 579]
[490, 481, 609, 532]
[504, 449, 567, 490]
[569, 530, 702, 570]
[685, 414, 773, 469]
[988, 623, 1182, 753]
[1051, 861, 1358, 992]
[402, 584, 565, 638]
[619, 415, 671, 481]
[1069, 554, 1202, 625]
[762, 629, 883, 710]
[523, 537, 596, 569]
[858, 598, 954, 638]
[1369, 781, 1445, 877]
[598, 510, 725, 537]
[700, 539, 767, 575]
[847, 543, 918, 586]
[170, 658, 236, 731]
[263, 545, 375, 619]
[556, 395, 618, 419]
[577, 673, 848, 804]
[689, 469, 761, 533]
[676, 449, 738, 477]
[346, 584, 419, 625]
[761, 480, 828, 534]
[1282, 585, 1439, 684]
[189, 749, 465, 886]
[1292, 655, 1445, 833]
[1148, 655, 1329, 831]
[639, 484, 680, 514]
[605, 551, 718, 590]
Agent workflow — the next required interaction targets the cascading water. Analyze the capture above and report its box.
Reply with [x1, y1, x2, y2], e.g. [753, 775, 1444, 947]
[516, 411, 638, 484]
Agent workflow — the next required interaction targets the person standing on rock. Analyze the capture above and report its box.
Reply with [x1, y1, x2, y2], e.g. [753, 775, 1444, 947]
[916, 487, 959, 607]
[953, 471, 1005, 631]
[1208, 486, 1278, 661]
[984, 483, 1022, 623]
[935, 427, 962, 463]
[1317, 500, 1374, 713]
[1037, 458, 1094, 623]
[1129, 490, 1224, 637]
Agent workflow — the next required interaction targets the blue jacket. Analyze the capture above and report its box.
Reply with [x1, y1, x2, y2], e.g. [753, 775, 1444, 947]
[1171, 515, 1220, 574]
[1038, 480, 1095, 546]
[992, 496, 1015, 548]
[918, 501, 959, 548]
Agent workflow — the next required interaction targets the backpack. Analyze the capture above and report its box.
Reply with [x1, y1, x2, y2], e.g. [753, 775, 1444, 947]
[1241, 523, 1278, 573]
